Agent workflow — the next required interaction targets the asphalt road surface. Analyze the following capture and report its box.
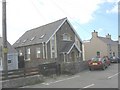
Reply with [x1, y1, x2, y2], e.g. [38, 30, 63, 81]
[22, 63, 119, 88]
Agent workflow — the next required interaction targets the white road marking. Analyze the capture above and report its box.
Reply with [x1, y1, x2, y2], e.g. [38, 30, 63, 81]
[42, 83, 50, 85]
[42, 75, 80, 85]
[108, 72, 120, 79]
[83, 84, 95, 88]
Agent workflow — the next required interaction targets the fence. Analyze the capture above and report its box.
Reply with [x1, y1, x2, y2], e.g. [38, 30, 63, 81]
[0, 61, 88, 81]
[0, 62, 59, 80]
[0, 67, 40, 80]
[39, 62, 60, 76]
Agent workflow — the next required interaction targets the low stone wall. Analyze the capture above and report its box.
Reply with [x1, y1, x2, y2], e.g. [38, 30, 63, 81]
[2, 75, 44, 88]
[61, 61, 88, 74]
[77, 61, 88, 72]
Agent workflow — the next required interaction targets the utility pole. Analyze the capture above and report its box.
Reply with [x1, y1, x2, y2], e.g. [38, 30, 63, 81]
[2, 0, 8, 78]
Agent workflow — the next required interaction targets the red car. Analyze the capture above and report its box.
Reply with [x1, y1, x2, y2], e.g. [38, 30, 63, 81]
[104, 56, 111, 66]
[88, 56, 110, 71]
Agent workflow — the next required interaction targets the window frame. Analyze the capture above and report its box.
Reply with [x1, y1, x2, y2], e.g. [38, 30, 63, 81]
[36, 47, 41, 58]
[7, 54, 13, 64]
[19, 49, 23, 56]
[62, 33, 72, 41]
[25, 48, 31, 61]
[50, 35, 57, 59]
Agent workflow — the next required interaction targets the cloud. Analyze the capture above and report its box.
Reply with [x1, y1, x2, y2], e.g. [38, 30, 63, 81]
[97, 28, 103, 32]
[106, 0, 119, 13]
[51, 0, 103, 24]
[106, 0, 119, 3]
[106, 4, 118, 13]
[0, 0, 117, 44]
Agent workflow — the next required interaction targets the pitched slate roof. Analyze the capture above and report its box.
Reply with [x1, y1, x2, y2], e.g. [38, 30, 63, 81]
[0, 37, 17, 53]
[83, 36, 118, 46]
[60, 42, 81, 54]
[13, 18, 67, 47]
[99, 37, 118, 45]
[60, 42, 74, 53]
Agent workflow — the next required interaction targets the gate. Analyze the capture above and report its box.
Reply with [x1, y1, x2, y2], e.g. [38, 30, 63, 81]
[18, 56, 25, 69]
[39, 62, 61, 76]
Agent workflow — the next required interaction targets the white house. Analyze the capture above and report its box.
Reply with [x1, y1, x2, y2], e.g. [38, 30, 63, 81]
[0, 37, 18, 71]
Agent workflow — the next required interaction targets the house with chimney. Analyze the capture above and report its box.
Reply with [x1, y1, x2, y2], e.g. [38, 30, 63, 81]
[83, 30, 118, 61]
[0, 37, 18, 71]
[13, 18, 83, 69]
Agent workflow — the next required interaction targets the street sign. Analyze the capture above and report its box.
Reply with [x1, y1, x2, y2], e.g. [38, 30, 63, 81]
[3, 48, 8, 53]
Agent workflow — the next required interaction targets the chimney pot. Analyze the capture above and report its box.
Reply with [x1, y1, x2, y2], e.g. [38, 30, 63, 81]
[106, 34, 111, 39]
[92, 30, 98, 37]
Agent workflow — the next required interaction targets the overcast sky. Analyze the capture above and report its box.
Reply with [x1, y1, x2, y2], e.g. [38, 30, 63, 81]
[0, 0, 119, 44]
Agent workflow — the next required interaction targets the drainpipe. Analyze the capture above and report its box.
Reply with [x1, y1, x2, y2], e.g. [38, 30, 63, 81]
[42, 42, 45, 59]
[63, 52, 66, 62]
[45, 43, 48, 59]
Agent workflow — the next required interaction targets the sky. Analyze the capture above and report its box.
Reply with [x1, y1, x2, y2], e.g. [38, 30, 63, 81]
[0, 0, 119, 44]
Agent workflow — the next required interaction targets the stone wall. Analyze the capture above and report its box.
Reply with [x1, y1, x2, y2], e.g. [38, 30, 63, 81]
[2, 75, 43, 88]
[61, 61, 88, 74]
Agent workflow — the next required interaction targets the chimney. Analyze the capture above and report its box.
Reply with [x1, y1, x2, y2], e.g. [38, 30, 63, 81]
[106, 33, 111, 39]
[92, 30, 98, 38]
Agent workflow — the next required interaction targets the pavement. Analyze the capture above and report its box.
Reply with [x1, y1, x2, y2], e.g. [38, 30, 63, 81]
[22, 63, 119, 88]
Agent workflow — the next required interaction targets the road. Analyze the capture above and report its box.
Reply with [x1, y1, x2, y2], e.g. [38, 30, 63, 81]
[22, 63, 119, 88]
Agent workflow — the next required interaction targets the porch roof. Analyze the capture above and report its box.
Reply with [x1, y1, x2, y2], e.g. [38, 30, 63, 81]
[60, 42, 81, 54]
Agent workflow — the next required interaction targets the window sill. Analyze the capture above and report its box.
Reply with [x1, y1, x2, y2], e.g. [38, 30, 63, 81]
[25, 59, 30, 61]
[63, 61, 71, 63]
[62, 40, 72, 41]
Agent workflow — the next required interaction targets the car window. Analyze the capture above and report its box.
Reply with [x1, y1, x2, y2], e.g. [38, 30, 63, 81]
[102, 58, 106, 62]
[113, 57, 116, 59]
[92, 58, 101, 61]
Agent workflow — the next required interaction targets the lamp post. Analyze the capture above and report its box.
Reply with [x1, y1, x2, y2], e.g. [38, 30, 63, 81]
[2, 0, 8, 78]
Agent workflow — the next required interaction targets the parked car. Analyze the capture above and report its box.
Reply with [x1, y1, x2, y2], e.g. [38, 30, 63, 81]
[110, 56, 120, 63]
[117, 57, 120, 63]
[104, 56, 111, 66]
[88, 56, 110, 71]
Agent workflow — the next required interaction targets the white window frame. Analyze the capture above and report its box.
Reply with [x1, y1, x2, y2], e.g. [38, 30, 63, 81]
[40, 34, 45, 39]
[23, 39, 27, 43]
[50, 35, 57, 58]
[52, 52, 55, 58]
[30, 37, 35, 41]
[19, 49, 23, 56]
[63, 33, 71, 41]
[36, 47, 41, 58]
[25, 48, 31, 61]
[7, 54, 13, 64]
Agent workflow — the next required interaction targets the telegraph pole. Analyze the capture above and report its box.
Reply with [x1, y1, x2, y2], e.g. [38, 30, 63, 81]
[2, 0, 8, 78]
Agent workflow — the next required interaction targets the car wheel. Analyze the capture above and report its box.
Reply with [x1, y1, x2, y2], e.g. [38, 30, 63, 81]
[102, 66, 105, 70]
[106, 65, 108, 68]
[89, 67, 93, 71]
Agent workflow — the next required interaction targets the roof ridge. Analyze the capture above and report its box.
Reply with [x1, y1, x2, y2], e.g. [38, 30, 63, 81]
[98, 36, 118, 45]
[25, 17, 67, 32]
[98, 36, 115, 41]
